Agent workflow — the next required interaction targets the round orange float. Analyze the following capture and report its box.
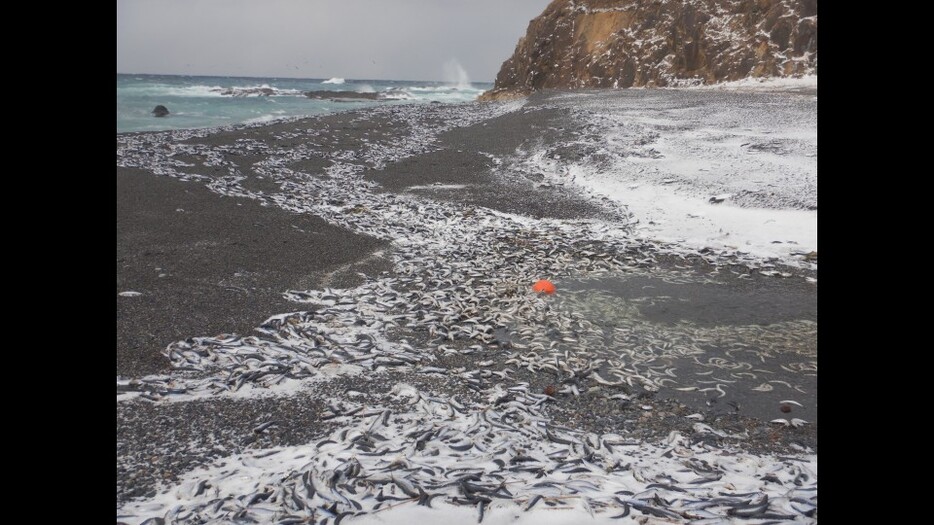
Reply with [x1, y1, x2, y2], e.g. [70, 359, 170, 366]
[532, 279, 556, 294]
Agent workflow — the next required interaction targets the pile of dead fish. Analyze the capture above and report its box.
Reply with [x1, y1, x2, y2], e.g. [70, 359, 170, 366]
[119, 381, 817, 524]
[118, 96, 813, 417]
[118, 99, 816, 523]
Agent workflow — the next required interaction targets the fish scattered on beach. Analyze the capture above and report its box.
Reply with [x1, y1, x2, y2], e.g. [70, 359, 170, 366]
[117, 94, 817, 523]
[119, 381, 817, 524]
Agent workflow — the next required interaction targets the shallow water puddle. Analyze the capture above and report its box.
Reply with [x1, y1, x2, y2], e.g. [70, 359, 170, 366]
[552, 271, 817, 423]
[560, 273, 816, 326]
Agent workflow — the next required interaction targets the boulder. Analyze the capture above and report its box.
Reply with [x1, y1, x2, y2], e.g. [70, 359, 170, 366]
[151, 105, 169, 117]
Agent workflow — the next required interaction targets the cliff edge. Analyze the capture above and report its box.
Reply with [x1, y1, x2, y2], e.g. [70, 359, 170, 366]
[481, 0, 817, 100]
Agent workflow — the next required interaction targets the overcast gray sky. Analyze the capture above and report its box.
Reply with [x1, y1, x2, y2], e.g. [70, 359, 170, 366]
[117, 0, 551, 82]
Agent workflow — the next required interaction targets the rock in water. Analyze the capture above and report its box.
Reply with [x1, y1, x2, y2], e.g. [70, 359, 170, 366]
[152, 105, 169, 117]
[480, 0, 818, 100]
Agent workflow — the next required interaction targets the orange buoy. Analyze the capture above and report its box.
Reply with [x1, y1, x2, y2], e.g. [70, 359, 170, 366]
[532, 279, 556, 294]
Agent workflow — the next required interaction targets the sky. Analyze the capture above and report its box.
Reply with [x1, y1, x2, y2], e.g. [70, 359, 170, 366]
[117, 0, 552, 82]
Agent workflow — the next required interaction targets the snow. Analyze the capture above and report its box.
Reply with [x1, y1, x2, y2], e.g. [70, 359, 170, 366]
[501, 85, 817, 266]
[575, 164, 817, 259]
[575, 170, 816, 261]
[697, 75, 817, 91]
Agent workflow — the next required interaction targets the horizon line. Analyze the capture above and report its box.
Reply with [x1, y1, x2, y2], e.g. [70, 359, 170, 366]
[116, 71, 495, 84]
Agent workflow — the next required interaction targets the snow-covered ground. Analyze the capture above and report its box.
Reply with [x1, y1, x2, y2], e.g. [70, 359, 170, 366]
[697, 75, 818, 92]
[502, 81, 817, 267]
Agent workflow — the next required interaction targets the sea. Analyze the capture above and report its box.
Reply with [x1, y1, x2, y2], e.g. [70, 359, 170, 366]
[116, 74, 491, 133]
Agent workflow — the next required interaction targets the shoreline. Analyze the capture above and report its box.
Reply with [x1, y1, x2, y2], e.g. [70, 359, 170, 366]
[117, 90, 816, 521]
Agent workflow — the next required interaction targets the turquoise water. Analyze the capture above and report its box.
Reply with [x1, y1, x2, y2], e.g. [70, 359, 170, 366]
[117, 74, 492, 133]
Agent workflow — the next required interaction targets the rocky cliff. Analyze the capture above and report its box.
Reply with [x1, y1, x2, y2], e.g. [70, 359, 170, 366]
[481, 0, 816, 99]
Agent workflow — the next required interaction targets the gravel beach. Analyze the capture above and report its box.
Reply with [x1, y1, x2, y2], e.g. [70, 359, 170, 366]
[117, 167, 392, 377]
[117, 89, 817, 522]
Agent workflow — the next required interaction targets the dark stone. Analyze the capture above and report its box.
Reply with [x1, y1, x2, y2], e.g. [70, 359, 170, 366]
[769, 18, 793, 49]
[152, 105, 169, 117]
[217, 87, 275, 96]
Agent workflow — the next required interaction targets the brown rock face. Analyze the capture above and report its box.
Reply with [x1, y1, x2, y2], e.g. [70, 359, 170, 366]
[483, 0, 817, 98]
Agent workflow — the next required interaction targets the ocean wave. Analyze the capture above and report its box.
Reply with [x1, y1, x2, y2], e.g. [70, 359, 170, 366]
[243, 114, 288, 125]
[120, 78, 485, 103]
[407, 85, 482, 93]
[212, 84, 304, 97]
[321, 77, 345, 84]
[122, 84, 228, 98]
[378, 85, 484, 103]
[380, 87, 415, 100]
[122, 83, 307, 98]
[118, 76, 493, 132]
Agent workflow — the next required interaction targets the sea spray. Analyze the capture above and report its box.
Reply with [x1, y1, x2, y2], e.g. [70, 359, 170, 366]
[442, 59, 471, 90]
